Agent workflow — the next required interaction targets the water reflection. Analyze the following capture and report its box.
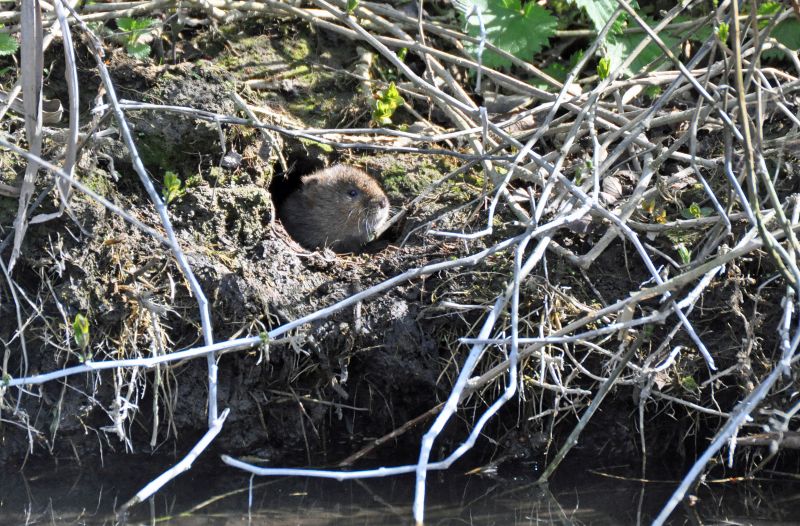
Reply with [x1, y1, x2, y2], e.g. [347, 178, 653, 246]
[1, 456, 798, 525]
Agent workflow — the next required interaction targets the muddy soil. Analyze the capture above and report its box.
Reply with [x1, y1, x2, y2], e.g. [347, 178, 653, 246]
[0, 11, 796, 481]
[0, 18, 491, 466]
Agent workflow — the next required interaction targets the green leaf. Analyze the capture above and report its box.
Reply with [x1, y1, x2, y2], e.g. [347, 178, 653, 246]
[542, 61, 568, 82]
[299, 137, 334, 153]
[606, 25, 679, 76]
[644, 85, 662, 99]
[116, 17, 136, 32]
[764, 19, 800, 60]
[570, 0, 618, 33]
[346, 0, 358, 14]
[545, 61, 569, 81]
[461, 0, 557, 69]
[670, 15, 713, 44]
[680, 375, 699, 392]
[597, 56, 611, 79]
[117, 17, 154, 51]
[78, 351, 93, 363]
[117, 17, 154, 33]
[532, 50, 583, 90]
[676, 243, 691, 265]
[757, 2, 782, 18]
[373, 101, 394, 126]
[772, 19, 800, 49]
[162, 171, 185, 204]
[687, 202, 701, 219]
[185, 174, 203, 188]
[382, 83, 404, 110]
[131, 17, 155, 31]
[680, 202, 712, 219]
[716, 22, 729, 44]
[72, 313, 90, 351]
[372, 82, 405, 126]
[0, 33, 19, 56]
[126, 42, 151, 60]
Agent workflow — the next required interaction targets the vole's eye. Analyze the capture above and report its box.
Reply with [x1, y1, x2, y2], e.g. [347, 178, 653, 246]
[348, 189, 359, 198]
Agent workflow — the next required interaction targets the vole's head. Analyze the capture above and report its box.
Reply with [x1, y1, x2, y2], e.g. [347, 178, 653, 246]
[301, 165, 390, 241]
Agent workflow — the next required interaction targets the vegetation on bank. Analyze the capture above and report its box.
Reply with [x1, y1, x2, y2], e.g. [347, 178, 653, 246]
[0, 0, 799, 523]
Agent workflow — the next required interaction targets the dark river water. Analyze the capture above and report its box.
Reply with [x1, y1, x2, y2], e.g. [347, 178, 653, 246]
[1, 455, 797, 525]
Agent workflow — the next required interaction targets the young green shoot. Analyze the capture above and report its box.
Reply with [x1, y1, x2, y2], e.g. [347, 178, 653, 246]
[681, 202, 712, 220]
[162, 171, 186, 204]
[73, 313, 92, 361]
[676, 243, 691, 265]
[372, 82, 405, 126]
[715, 22, 729, 45]
[597, 56, 611, 80]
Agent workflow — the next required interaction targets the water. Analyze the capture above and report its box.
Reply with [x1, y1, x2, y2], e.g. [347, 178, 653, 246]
[1, 456, 798, 524]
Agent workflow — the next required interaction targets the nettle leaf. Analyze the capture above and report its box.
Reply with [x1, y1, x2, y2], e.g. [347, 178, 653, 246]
[116, 17, 136, 32]
[570, 0, 618, 32]
[126, 42, 151, 60]
[772, 19, 800, 50]
[693, 24, 714, 44]
[671, 15, 713, 44]
[117, 17, 154, 37]
[757, 2, 800, 60]
[462, 0, 557, 69]
[131, 18, 155, 31]
[0, 33, 19, 56]
[764, 19, 800, 60]
[606, 18, 679, 76]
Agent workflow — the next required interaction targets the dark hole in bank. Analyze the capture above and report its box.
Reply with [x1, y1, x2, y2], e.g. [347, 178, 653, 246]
[267, 155, 325, 209]
[268, 158, 401, 251]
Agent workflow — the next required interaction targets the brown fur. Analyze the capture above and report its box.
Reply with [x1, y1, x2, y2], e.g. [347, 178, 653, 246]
[279, 165, 390, 252]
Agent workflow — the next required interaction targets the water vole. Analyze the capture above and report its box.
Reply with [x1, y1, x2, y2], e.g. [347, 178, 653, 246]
[279, 165, 390, 252]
